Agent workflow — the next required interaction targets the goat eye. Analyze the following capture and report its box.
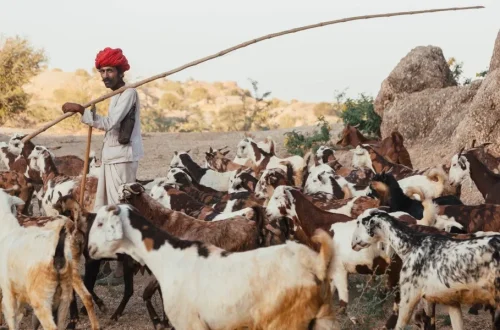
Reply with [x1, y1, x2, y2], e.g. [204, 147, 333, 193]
[97, 223, 103, 228]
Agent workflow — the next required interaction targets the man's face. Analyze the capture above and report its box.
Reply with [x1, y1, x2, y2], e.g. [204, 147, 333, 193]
[99, 66, 121, 89]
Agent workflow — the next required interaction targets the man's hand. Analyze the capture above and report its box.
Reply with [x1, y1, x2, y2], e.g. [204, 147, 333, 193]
[62, 102, 85, 115]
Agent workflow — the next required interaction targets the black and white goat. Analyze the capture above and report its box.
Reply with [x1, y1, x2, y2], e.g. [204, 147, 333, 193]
[351, 209, 500, 330]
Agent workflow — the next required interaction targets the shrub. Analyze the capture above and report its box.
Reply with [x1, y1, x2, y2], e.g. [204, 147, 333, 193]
[159, 92, 182, 110]
[339, 93, 381, 137]
[313, 102, 334, 117]
[162, 80, 185, 96]
[278, 114, 297, 128]
[190, 87, 210, 102]
[283, 116, 331, 156]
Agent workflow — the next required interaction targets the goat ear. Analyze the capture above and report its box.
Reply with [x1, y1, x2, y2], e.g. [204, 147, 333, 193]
[104, 211, 123, 241]
[222, 150, 230, 156]
[209, 147, 213, 153]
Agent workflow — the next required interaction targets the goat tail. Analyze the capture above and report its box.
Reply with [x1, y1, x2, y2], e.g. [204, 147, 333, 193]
[426, 167, 446, 197]
[311, 229, 334, 282]
[53, 225, 68, 273]
[250, 205, 266, 246]
[279, 160, 296, 186]
[405, 186, 425, 201]
[265, 136, 276, 155]
[308, 302, 337, 330]
[421, 198, 438, 227]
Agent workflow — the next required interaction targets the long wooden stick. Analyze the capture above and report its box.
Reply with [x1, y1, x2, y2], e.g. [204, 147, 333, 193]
[21, 5, 484, 143]
[79, 125, 93, 207]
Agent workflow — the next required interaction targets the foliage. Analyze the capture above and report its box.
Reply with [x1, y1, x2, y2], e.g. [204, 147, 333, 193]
[278, 114, 297, 128]
[190, 87, 210, 102]
[214, 79, 278, 132]
[0, 35, 47, 124]
[447, 57, 472, 85]
[283, 116, 331, 156]
[162, 80, 185, 96]
[176, 106, 210, 132]
[338, 93, 381, 137]
[159, 92, 182, 110]
[141, 108, 183, 132]
[214, 105, 245, 131]
[313, 102, 335, 117]
[476, 68, 489, 77]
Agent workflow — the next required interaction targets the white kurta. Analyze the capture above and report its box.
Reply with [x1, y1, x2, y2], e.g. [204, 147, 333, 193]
[81, 86, 144, 212]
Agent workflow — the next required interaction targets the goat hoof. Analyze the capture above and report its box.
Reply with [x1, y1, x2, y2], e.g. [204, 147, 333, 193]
[66, 319, 78, 330]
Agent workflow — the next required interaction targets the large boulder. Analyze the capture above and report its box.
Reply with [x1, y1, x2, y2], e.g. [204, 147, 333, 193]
[374, 46, 457, 117]
[489, 30, 500, 73]
[454, 69, 500, 154]
[380, 81, 481, 146]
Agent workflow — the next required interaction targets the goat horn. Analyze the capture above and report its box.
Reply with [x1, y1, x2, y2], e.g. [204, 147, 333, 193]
[218, 146, 229, 151]
[352, 123, 360, 128]
[471, 139, 476, 148]
[458, 146, 465, 157]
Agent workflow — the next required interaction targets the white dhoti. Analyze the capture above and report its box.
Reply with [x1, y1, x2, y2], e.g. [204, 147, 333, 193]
[93, 161, 138, 212]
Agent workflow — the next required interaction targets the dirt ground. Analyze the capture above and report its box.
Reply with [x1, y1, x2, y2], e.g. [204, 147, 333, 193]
[0, 124, 491, 329]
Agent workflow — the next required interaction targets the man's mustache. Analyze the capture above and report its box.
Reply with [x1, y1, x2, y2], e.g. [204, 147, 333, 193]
[103, 79, 112, 84]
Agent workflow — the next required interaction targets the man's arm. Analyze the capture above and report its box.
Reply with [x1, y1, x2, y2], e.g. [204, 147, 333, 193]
[62, 88, 137, 132]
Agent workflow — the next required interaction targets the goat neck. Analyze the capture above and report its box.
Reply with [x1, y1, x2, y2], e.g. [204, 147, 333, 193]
[464, 152, 500, 200]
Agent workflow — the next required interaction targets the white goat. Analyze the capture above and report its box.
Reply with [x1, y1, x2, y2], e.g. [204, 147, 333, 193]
[88, 204, 338, 330]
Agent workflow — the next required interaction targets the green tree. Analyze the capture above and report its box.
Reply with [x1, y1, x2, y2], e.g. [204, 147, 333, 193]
[339, 93, 381, 137]
[0, 36, 47, 124]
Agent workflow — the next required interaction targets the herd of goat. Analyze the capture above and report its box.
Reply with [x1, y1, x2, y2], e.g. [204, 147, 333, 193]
[1, 124, 500, 329]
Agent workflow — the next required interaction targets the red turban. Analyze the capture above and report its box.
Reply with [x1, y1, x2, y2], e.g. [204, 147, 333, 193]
[94, 47, 130, 72]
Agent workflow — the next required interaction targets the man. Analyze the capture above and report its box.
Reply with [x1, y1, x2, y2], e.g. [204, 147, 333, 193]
[62, 47, 144, 285]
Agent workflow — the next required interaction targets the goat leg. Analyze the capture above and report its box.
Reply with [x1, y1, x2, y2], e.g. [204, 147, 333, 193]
[157, 286, 173, 329]
[65, 291, 78, 330]
[448, 305, 464, 330]
[469, 303, 483, 315]
[82, 259, 107, 314]
[143, 279, 166, 329]
[71, 267, 100, 330]
[110, 257, 135, 321]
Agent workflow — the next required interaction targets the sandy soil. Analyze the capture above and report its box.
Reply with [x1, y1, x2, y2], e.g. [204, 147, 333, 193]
[0, 124, 490, 329]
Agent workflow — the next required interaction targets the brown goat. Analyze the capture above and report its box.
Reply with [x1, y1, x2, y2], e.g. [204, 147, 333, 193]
[336, 125, 413, 168]
[204, 146, 252, 172]
[0, 171, 34, 215]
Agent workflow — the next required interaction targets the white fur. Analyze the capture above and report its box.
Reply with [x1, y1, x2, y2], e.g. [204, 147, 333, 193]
[170, 151, 234, 192]
[87, 204, 337, 330]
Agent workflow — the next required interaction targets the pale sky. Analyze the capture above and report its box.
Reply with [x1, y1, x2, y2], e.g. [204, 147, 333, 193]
[1, 0, 498, 103]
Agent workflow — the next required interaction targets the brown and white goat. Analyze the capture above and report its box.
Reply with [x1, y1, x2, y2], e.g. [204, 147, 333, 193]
[336, 125, 413, 168]
[118, 182, 287, 329]
[0, 170, 34, 215]
[204, 146, 252, 172]
[235, 137, 306, 186]
[149, 182, 258, 221]
[88, 202, 337, 330]
[28, 146, 98, 216]
[449, 146, 500, 204]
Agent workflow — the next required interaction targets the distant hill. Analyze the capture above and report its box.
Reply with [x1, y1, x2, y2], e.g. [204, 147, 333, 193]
[5, 68, 341, 133]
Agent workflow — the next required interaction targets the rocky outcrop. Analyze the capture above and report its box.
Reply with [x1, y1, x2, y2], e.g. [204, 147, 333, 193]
[380, 81, 480, 146]
[454, 69, 500, 154]
[374, 46, 457, 117]
[490, 31, 500, 72]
